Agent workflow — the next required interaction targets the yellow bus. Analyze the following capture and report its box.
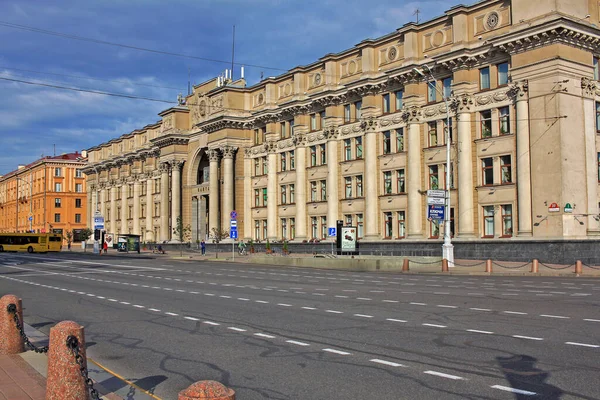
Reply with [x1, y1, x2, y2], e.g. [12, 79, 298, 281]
[0, 233, 63, 253]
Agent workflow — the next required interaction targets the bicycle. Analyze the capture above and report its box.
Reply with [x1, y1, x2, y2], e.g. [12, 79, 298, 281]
[238, 247, 247, 256]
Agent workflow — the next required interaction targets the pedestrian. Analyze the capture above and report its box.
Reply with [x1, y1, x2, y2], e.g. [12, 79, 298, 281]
[200, 239, 206, 256]
[103, 241, 108, 254]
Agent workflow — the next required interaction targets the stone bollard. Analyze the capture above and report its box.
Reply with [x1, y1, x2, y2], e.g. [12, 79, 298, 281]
[0, 295, 25, 355]
[575, 260, 583, 275]
[531, 259, 539, 273]
[441, 259, 449, 272]
[46, 321, 89, 400]
[485, 259, 493, 274]
[179, 381, 235, 400]
[402, 258, 409, 272]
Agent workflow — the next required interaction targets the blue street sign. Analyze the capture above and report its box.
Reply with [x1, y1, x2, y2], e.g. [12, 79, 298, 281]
[328, 227, 336, 237]
[230, 211, 237, 219]
[28, 216, 33, 221]
[428, 205, 445, 220]
[230, 229, 238, 239]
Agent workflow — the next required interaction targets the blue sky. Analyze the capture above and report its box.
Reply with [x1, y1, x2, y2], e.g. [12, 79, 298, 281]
[0, 0, 456, 175]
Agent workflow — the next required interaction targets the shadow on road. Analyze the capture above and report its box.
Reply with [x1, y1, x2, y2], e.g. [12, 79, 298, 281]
[497, 354, 563, 399]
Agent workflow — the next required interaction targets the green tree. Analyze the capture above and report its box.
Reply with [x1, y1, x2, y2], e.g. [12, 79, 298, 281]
[65, 230, 73, 251]
[79, 228, 93, 252]
[172, 215, 192, 256]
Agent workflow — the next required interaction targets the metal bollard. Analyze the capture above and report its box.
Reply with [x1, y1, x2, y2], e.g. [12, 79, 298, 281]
[531, 259, 539, 273]
[179, 381, 235, 400]
[485, 259, 493, 274]
[46, 321, 89, 400]
[402, 258, 409, 272]
[0, 295, 25, 355]
[441, 259, 449, 272]
[575, 260, 583, 275]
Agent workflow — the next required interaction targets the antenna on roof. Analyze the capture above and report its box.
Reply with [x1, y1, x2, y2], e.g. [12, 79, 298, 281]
[53, 144, 56, 156]
[188, 67, 191, 95]
[231, 25, 236, 81]
[413, 8, 421, 24]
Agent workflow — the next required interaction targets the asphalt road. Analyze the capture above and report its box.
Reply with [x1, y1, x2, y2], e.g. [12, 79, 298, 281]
[1, 252, 599, 400]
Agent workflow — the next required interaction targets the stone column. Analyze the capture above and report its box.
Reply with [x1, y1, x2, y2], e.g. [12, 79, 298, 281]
[145, 177, 154, 242]
[86, 185, 93, 230]
[208, 149, 221, 238]
[120, 182, 128, 234]
[243, 151, 252, 240]
[160, 163, 170, 242]
[267, 143, 278, 240]
[456, 95, 475, 237]
[294, 134, 308, 241]
[133, 179, 141, 235]
[100, 185, 107, 222]
[171, 161, 183, 241]
[514, 82, 533, 236]
[581, 78, 600, 235]
[109, 185, 117, 233]
[220, 146, 237, 235]
[406, 108, 423, 238]
[363, 118, 379, 240]
[326, 128, 339, 233]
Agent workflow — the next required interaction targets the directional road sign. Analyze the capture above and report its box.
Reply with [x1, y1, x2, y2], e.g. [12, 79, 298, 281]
[230, 220, 237, 228]
[428, 205, 445, 220]
[427, 197, 445, 205]
[328, 227, 337, 237]
[230, 229, 238, 239]
[427, 190, 447, 198]
[93, 216, 105, 230]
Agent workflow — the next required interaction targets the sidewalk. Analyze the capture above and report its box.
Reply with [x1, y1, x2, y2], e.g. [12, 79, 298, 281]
[0, 353, 45, 400]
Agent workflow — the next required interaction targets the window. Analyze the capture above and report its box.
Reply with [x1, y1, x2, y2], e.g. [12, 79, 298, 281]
[281, 185, 287, 204]
[281, 153, 287, 171]
[128, 206, 133, 219]
[442, 77, 452, 99]
[141, 205, 145, 218]
[154, 203, 159, 217]
[75, 169, 83, 178]
[254, 129, 261, 145]
[281, 121, 287, 138]
[74, 183, 82, 193]
[320, 111, 326, 129]
[481, 110, 492, 138]
[482, 158, 494, 185]
[395, 90, 403, 111]
[311, 181, 317, 202]
[450, 208, 455, 237]
[383, 171, 392, 194]
[54, 183, 62, 192]
[483, 206, 495, 237]
[262, 188, 267, 205]
[54, 168, 62, 177]
[596, 102, 600, 132]
[595, 57, 600, 81]
[75, 214, 81, 223]
[345, 177, 352, 198]
[445, 118, 453, 143]
[598, 153, 600, 182]
[398, 211, 406, 238]
[501, 205, 513, 237]
[427, 82, 436, 102]
[383, 131, 391, 154]
[128, 184, 133, 198]
[55, 198, 61, 208]
[262, 220, 267, 240]
[344, 104, 351, 123]
[397, 169, 405, 193]
[344, 139, 352, 161]
[497, 62, 509, 86]
[345, 214, 353, 226]
[54, 213, 61, 223]
[262, 157, 268, 175]
[355, 136, 363, 159]
[499, 107, 510, 135]
[154, 179, 160, 194]
[320, 180, 327, 201]
[310, 114, 317, 131]
[254, 159, 260, 176]
[311, 217, 318, 238]
[382, 94, 390, 113]
[355, 101, 362, 120]
[356, 175, 363, 197]
[310, 146, 317, 167]
[428, 122, 438, 146]
[357, 214, 364, 238]
[384, 212, 393, 238]
[281, 218, 287, 239]
[75, 198, 82, 208]
[320, 144, 327, 165]
[254, 220, 260, 240]
[290, 218, 295, 239]
[500, 155, 512, 183]
[289, 184, 295, 203]
[445, 163, 455, 189]
[429, 165, 439, 189]
[395, 128, 404, 152]
[290, 150, 295, 170]
[320, 216, 327, 239]
[480, 67, 490, 90]
[430, 219, 440, 238]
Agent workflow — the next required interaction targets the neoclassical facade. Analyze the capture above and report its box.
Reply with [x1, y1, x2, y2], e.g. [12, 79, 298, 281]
[84, 0, 600, 245]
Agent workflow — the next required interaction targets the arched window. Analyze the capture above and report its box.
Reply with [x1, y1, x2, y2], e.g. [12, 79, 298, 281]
[196, 154, 210, 184]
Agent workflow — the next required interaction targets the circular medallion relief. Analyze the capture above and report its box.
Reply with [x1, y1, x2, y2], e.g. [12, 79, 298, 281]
[284, 83, 292, 96]
[314, 73, 322, 85]
[348, 60, 357, 75]
[387, 47, 397, 61]
[257, 93, 264, 105]
[486, 12, 499, 29]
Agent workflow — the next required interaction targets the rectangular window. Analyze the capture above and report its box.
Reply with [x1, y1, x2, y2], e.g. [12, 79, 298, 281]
[397, 169, 405, 193]
[395, 90, 403, 111]
[430, 219, 440, 238]
[320, 180, 327, 201]
[311, 181, 317, 202]
[54, 183, 62, 192]
[141, 205, 145, 218]
[595, 57, 600, 81]
[382, 94, 390, 113]
[345, 214, 353, 226]
[262, 157, 268, 175]
[429, 165, 439, 189]
[281, 218, 287, 239]
[499, 106, 510, 135]
[290, 150, 295, 170]
[384, 212, 393, 238]
[481, 110, 492, 138]
[311, 216, 318, 239]
[445, 118, 453, 143]
[310, 146, 317, 167]
[450, 208, 455, 237]
[262, 188, 268, 206]
[598, 153, 600, 182]
[288, 119, 294, 136]
[427, 82, 436, 103]
[310, 114, 317, 131]
[320, 216, 327, 239]
[480, 67, 490, 90]
[281, 153, 287, 172]
[320, 144, 327, 165]
[154, 203, 159, 217]
[281, 185, 287, 204]
[55, 198, 61, 208]
[254, 159, 260, 176]
[344, 104, 351, 123]
[290, 218, 295, 239]
[355, 136, 363, 159]
[75, 198, 82, 208]
[54, 168, 61, 177]
[345, 177, 352, 198]
[483, 205, 495, 237]
[398, 211, 406, 238]
[355, 101, 362, 120]
[75, 183, 83, 192]
[262, 220, 267, 240]
[596, 102, 600, 132]
[497, 62, 509, 86]
[281, 121, 287, 138]
[501, 204, 513, 237]
[75, 169, 82, 178]
[289, 184, 295, 203]
[383, 131, 391, 154]
[395, 128, 404, 152]
[344, 139, 352, 161]
[383, 171, 392, 194]
[254, 221, 260, 240]
[356, 175, 363, 197]
[75, 214, 81, 223]
[128, 206, 133, 219]
[442, 77, 452, 99]
[254, 129, 260, 145]
[428, 122, 438, 146]
[500, 155, 512, 184]
[482, 158, 494, 186]
[54, 213, 61, 223]
[357, 214, 363, 238]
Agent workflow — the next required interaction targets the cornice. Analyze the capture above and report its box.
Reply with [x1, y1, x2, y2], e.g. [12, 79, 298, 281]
[151, 134, 189, 149]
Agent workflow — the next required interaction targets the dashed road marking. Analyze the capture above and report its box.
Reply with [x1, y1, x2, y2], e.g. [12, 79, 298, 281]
[424, 371, 465, 380]
[512, 335, 544, 341]
[565, 342, 600, 348]
[254, 333, 275, 339]
[184, 316, 199, 321]
[228, 327, 247, 332]
[354, 314, 374, 318]
[540, 314, 569, 319]
[466, 329, 494, 334]
[370, 359, 406, 367]
[322, 348, 351, 355]
[386, 318, 407, 323]
[423, 323, 446, 328]
[286, 340, 310, 346]
[491, 385, 536, 396]
[203, 321, 220, 326]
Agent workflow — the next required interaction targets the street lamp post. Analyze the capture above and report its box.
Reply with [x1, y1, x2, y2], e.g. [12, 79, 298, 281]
[413, 66, 454, 265]
[16, 177, 33, 233]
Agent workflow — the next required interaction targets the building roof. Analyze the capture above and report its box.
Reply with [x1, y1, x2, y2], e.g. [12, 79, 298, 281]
[0, 152, 86, 181]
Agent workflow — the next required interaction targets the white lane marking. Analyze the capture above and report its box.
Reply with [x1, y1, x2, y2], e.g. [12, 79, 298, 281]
[277, 303, 293, 307]
[97, 296, 105, 299]
[255, 300, 269, 304]
[423, 323, 446, 328]
[437, 305, 457, 309]
[286, 340, 310, 346]
[149, 308, 161, 312]
[584, 319, 600, 322]
[325, 310, 343, 314]
[565, 342, 600, 348]
[491, 385, 536, 396]
[382, 300, 399, 303]
[237, 298, 250, 301]
[165, 312, 179, 316]
[203, 321, 220, 326]
[133, 305, 145, 308]
[424, 371, 465, 380]
[540, 314, 570, 319]
[433, 292, 450, 295]
[184, 316, 199, 321]
[386, 318, 407, 323]
[311, 293, 326, 296]
[370, 359, 406, 367]
[176, 289, 186, 293]
[322, 348, 351, 355]
[228, 327, 247, 332]
[335, 295, 349, 298]
[356, 297, 372, 301]
[467, 329, 494, 334]
[163, 288, 173, 291]
[354, 314, 374, 318]
[410, 302, 427, 306]
[512, 335, 544, 341]
[503, 311, 528, 315]
[120, 301, 130, 305]
[301, 307, 316, 310]
[220, 296, 231, 299]
[189, 291, 199, 294]
[204, 293, 215, 296]
[254, 333, 275, 339]
[470, 308, 491, 311]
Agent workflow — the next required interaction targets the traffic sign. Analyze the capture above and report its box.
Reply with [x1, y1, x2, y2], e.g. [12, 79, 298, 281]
[28, 216, 33, 221]
[230, 220, 237, 228]
[427, 190, 446, 198]
[93, 216, 105, 230]
[427, 197, 445, 205]
[328, 227, 337, 237]
[428, 205, 445, 220]
[230, 229, 238, 239]
[230, 210, 237, 219]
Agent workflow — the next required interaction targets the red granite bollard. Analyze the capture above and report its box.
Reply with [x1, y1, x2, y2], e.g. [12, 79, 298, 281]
[402, 258, 409, 272]
[485, 259, 493, 274]
[441, 259, 449, 272]
[179, 381, 235, 400]
[575, 260, 583, 275]
[0, 295, 25, 354]
[531, 259, 539, 273]
[46, 321, 89, 400]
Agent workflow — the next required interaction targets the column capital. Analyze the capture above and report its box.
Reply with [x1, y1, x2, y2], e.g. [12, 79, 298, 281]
[360, 116, 379, 132]
[509, 80, 529, 101]
[208, 148, 221, 162]
[159, 162, 171, 172]
[293, 133, 307, 147]
[172, 160, 185, 171]
[581, 77, 596, 99]
[264, 141, 278, 154]
[221, 145, 238, 159]
[401, 106, 422, 124]
[454, 94, 474, 114]
[324, 126, 339, 141]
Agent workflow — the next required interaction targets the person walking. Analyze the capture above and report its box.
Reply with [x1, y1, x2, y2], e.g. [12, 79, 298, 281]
[200, 240, 206, 256]
[103, 241, 108, 254]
